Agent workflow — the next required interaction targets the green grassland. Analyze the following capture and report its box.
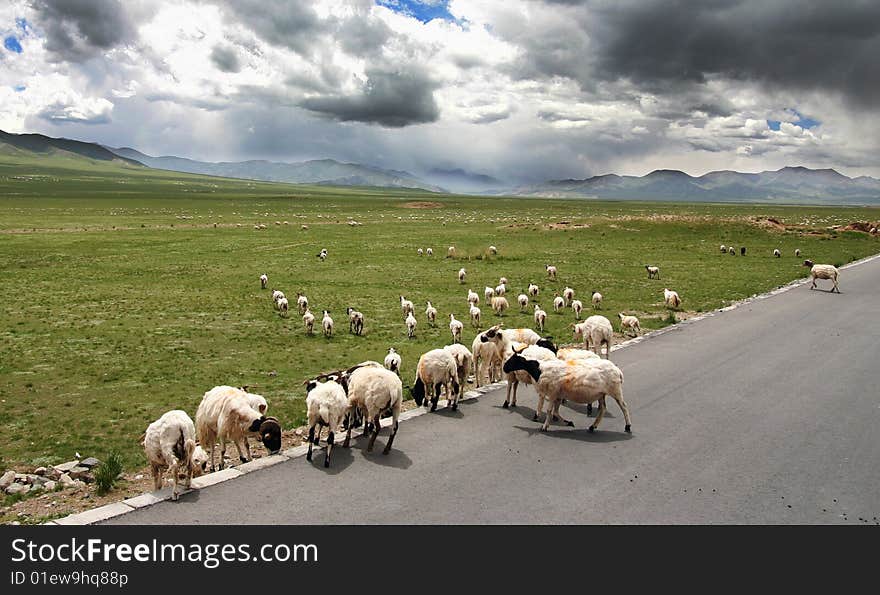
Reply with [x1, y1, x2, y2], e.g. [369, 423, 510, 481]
[1, 154, 878, 469]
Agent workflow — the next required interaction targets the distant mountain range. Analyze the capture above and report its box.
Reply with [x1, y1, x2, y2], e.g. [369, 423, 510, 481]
[504, 167, 880, 203]
[2, 129, 879, 203]
[106, 147, 444, 193]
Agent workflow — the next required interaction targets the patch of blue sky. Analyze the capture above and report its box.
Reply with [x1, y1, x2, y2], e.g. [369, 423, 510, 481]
[4, 35, 22, 53]
[16, 17, 29, 33]
[14, 85, 26, 92]
[768, 108, 820, 131]
[377, 0, 456, 24]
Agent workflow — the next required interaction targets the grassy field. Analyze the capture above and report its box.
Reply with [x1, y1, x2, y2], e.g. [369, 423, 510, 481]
[1, 155, 879, 469]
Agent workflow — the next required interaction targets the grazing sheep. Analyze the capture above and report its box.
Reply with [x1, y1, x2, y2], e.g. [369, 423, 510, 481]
[301, 224, 309, 230]
[489, 245, 498, 255]
[260, 274, 268, 289]
[534, 304, 547, 332]
[196, 386, 282, 471]
[458, 268, 467, 283]
[305, 378, 348, 468]
[418, 248, 424, 256]
[591, 291, 603, 309]
[322, 310, 334, 337]
[484, 285, 496, 301]
[467, 289, 480, 306]
[469, 304, 482, 327]
[546, 264, 557, 281]
[645, 265, 660, 279]
[426, 301, 438, 326]
[774, 249, 781, 258]
[571, 299, 584, 320]
[343, 365, 402, 454]
[720, 244, 727, 253]
[447, 246, 456, 258]
[412, 348, 460, 411]
[502, 342, 556, 408]
[729, 247, 736, 256]
[663, 288, 681, 309]
[347, 307, 364, 335]
[444, 343, 474, 404]
[271, 289, 285, 309]
[618, 313, 642, 337]
[499, 277, 508, 286]
[143, 410, 209, 500]
[528, 283, 539, 297]
[302, 308, 315, 334]
[296, 292, 309, 315]
[491, 295, 509, 316]
[317, 248, 328, 261]
[472, 331, 502, 387]
[503, 350, 630, 433]
[400, 295, 414, 318]
[405, 312, 418, 338]
[449, 313, 464, 343]
[384, 347, 401, 376]
[495, 282, 507, 296]
[795, 248, 801, 257]
[277, 297, 289, 317]
[573, 315, 614, 359]
[562, 286, 574, 306]
[426, 248, 433, 256]
[804, 261, 840, 292]
[553, 293, 565, 313]
[518, 293, 529, 311]
[480, 325, 557, 371]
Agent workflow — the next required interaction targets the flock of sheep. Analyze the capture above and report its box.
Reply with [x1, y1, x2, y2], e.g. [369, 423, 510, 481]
[142, 242, 842, 493]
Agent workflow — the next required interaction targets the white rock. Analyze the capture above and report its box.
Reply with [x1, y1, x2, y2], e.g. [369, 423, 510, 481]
[43, 480, 56, 491]
[0, 470, 14, 489]
[5, 483, 27, 496]
[34, 466, 48, 475]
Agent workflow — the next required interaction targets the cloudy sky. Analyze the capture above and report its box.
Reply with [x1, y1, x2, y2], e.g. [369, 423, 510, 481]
[2, 0, 879, 186]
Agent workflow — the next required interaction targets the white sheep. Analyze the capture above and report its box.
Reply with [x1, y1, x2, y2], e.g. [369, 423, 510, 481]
[573, 315, 614, 359]
[774, 249, 781, 258]
[528, 283, 539, 297]
[305, 378, 348, 468]
[663, 288, 681, 309]
[425, 301, 438, 326]
[503, 350, 631, 433]
[729, 247, 736, 255]
[271, 289, 285, 309]
[804, 260, 840, 292]
[562, 286, 574, 306]
[277, 297, 289, 317]
[412, 348, 460, 411]
[491, 295, 509, 316]
[502, 342, 556, 408]
[720, 244, 727, 253]
[479, 326, 557, 378]
[384, 347, 402, 376]
[484, 285, 496, 301]
[645, 265, 660, 279]
[495, 282, 507, 296]
[259, 274, 268, 289]
[343, 365, 402, 454]
[449, 313, 464, 343]
[444, 343, 474, 405]
[426, 248, 433, 256]
[447, 246, 456, 258]
[557, 347, 600, 361]
[399, 295, 414, 318]
[571, 299, 584, 320]
[553, 293, 565, 313]
[534, 304, 547, 331]
[795, 249, 801, 257]
[322, 310, 334, 337]
[546, 264, 557, 281]
[317, 248, 328, 261]
[418, 248, 424, 256]
[489, 245, 498, 255]
[471, 331, 501, 387]
[618, 313, 641, 337]
[499, 276, 509, 286]
[347, 307, 364, 335]
[458, 268, 467, 284]
[196, 386, 281, 471]
[303, 308, 315, 334]
[469, 304, 481, 327]
[591, 291, 603, 309]
[405, 312, 418, 338]
[467, 289, 479, 306]
[296, 292, 309, 315]
[143, 410, 209, 500]
[518, 293, 529, 311]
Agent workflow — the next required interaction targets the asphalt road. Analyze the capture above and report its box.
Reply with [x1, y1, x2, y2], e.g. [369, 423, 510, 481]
[104, 257, 880, 524]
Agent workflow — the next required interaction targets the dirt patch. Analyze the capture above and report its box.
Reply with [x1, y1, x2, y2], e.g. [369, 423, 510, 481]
[546, 221, 591, 230]
[840, 221, 879, 234]
[401, 201, 444, 209]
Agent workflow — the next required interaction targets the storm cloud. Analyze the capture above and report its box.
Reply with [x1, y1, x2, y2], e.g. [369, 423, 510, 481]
[32, 0, 138, 61]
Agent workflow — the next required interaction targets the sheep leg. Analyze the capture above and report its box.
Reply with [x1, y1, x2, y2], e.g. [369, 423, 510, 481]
[432, 383, 441, 412]
[533, 392, 545, 421]
[367, 414, 381, 452]
[610, 392, 633, 433]
[307, 425, 315, 461]
[170, 461, 180, 501]
[383, 419, 398, 455]
[244, 436, 253, 462]
[552, 401, 574, 427]
[324, 431, 334, 468]
[589, 397, 607, 433]
[343, 417, 353, 449]
[233, 438, 247, 464]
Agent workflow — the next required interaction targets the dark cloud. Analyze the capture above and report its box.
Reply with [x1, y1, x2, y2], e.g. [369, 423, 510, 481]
[210, 44, 241, 73]
[299, 68, 440, 127]
[212, 0, 324, 57]
[32, 0, 137, 62]
[589, 0, 880, 107]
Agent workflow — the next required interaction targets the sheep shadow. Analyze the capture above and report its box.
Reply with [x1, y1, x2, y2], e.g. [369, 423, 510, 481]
[360, 446, 413, 470]
[512, 424, 634, 443]
[305, 442, 356, 475]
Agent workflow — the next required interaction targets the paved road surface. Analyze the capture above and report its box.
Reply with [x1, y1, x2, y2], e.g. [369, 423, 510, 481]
[105, 257, 880, 524]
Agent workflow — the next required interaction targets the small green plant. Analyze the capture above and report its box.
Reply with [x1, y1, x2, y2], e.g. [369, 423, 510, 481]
[664, 310, 677, 324]
[94, 452, 124, 495]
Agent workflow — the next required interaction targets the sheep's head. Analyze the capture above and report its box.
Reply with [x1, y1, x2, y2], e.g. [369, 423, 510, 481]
[502, 347, 541, 380]
[803, 259, 814, 268]
[190, 445, 210, 476]
[536, 337, 557, 354]
[258, 416, 282, 455]
[480, 325, 503, 341]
